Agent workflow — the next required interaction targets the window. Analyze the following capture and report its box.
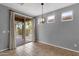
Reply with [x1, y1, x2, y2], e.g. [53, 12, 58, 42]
[47, 15, 55, 23]
[61, 11, 73, 22]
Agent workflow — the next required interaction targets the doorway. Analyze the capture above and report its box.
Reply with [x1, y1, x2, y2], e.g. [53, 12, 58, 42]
[15, 14, 33, 47]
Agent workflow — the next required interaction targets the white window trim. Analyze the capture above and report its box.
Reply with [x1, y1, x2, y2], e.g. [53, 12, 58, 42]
[47, 15, 55, 23]
[61, 10, 73, 22]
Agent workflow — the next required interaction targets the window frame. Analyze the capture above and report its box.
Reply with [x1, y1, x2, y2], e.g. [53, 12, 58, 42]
[61, 10, 73, 22]
[47, 15, 55, 23]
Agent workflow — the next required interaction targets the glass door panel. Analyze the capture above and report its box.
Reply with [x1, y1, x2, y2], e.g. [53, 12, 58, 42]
[25, 20, 33, 42]
[15, 21, 24, 46]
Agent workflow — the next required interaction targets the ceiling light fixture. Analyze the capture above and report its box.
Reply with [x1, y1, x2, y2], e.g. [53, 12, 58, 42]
[41, 3, 45, 24]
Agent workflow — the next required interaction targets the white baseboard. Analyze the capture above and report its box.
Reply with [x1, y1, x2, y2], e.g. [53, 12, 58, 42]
[38, 41, 79, 53]
[0, 48, 9, 52]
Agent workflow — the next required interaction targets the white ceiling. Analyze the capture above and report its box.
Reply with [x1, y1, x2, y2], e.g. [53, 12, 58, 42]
[1, 3, 74, 17]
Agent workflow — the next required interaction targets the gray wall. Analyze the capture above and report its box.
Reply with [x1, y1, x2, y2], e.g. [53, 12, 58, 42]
[36, 4, 79, 51]
[0, 5, 9, 50]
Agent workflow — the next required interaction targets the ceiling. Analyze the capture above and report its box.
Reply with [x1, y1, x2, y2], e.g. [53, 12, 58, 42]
[1, 3, 74, 17]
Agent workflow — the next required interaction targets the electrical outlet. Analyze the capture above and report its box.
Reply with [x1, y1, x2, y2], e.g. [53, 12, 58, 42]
[74, 44, 77, 47]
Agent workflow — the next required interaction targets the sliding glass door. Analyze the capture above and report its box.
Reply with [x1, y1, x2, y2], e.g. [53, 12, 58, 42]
[15, 14, 33, 47]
